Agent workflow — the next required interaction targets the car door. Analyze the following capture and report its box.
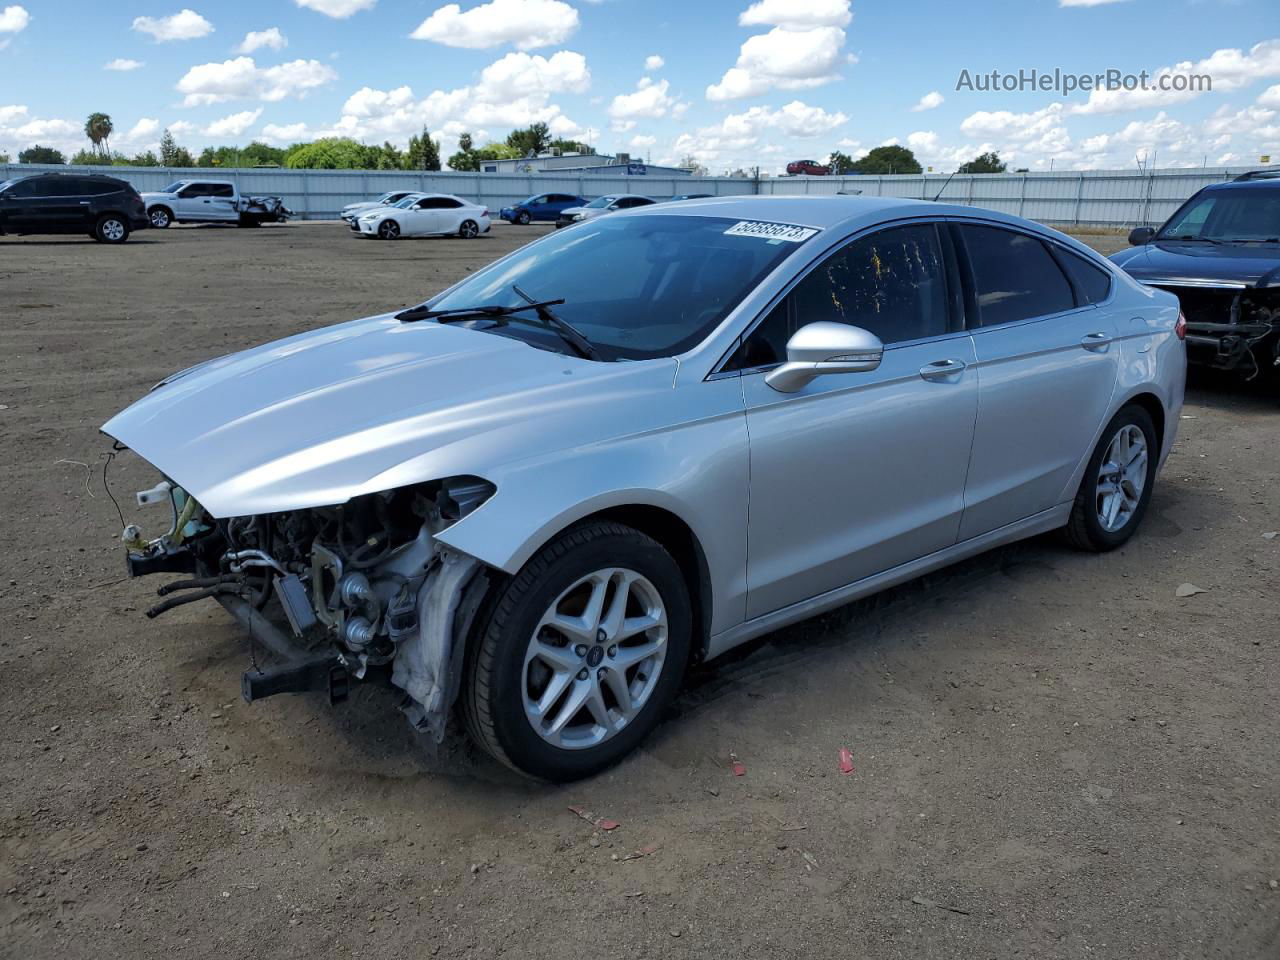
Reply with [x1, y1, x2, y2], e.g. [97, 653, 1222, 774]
[950, 221, 1121, 540]
[401, 197, 442, 235]
[434, 198, 465, 233]
[1, 176, 46, 231]
[206, 183, 237, 221]
[727, 220, 979, 619]
[173, 182, 209, 220]
[38, 177, 89, 232]
[527, 195, 550, 220]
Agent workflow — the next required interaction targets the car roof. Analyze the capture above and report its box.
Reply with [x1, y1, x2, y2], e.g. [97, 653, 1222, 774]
[1201, 178, 1280, 193]
[619, 193, 951, 228]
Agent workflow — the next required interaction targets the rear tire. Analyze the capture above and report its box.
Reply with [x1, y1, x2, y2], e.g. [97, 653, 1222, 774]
[95, 215, 129, 244]
[459, 219, 479, 239]
[1063, 404, 1158, 551]
[463, 521, 692, 782]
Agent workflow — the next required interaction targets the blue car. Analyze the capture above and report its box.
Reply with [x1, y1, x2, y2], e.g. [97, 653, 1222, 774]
[500, 192, 587, 225]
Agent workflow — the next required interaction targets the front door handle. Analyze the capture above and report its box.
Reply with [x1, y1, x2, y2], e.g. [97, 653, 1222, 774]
[1081, 332, 1113, 351]
[919, 358, 967, 381]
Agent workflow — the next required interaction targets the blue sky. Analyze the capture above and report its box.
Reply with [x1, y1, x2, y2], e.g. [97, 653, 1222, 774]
[0, 0, 1276, 173]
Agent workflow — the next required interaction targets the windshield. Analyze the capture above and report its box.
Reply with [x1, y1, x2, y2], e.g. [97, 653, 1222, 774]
[425, 214, 809, 360]
[584, 196, 617, 209]
[161, 181, 187, 193]
[0, 178, 16, 193]
[1158, 189, 1280, 242]
[393, 195, 420, 208]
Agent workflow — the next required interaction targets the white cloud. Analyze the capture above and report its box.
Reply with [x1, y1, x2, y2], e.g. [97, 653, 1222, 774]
[727, 100, 847, 137]
[132, 9, 213, 42]
[238, 27, 287, 53]
[411, 0, 579, 50]
[0, 5, 30, 34]
[205, 107, 264, 137]
[125, 117, 160, 140]
[911, 90, 944, 112]
[630, 134, 656, 148]
[707, 26, 848, 101]
[176, 57, 337, 107]
[1259, 84, 1280, 109]
[1059, 0, 1130, 6]
[474, 49, 590, 102]
[1073, 39, 1280, 114]
[608, 77, 677, 120]
[644, 54, 664, 71]
[294, 0, 375, 17]
[671, 99, 847, 171]
[105, 58, 144, 71]
[961, 102, 1069, 153]
[0, 104, 27, 124]
[260, 121, 310, 142]
[166, 120, 198, 137]
[739, 0, 851, 29]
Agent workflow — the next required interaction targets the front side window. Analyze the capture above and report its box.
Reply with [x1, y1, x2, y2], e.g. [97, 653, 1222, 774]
[178, 183, 209, 198]
[958, 224, 1075, 327]
[426, 214, 805, 361]
[726, 222, 951, 371]
[162, 180, 187, 193]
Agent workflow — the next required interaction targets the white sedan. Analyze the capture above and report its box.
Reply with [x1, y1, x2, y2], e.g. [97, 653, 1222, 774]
[353, 193, 491, 240]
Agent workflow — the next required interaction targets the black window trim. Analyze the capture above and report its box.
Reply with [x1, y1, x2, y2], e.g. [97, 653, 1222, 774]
[707, 215, 967, 380]
[1045, 241, 1115, 308]
[944, 216, 1101, 334]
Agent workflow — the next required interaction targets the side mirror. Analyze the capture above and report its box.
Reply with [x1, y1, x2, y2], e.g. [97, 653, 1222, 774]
[1128, 226, 1155, 246]
[765, 321, 883, 393]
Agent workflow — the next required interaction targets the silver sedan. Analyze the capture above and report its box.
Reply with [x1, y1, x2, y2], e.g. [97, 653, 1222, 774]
[103, 195, 1185, 781]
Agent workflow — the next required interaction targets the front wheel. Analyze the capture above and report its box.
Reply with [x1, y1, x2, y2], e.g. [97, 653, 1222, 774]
[458, 219, 479, 239]
[516, 210, 531, 225]
[148, 206, 172, 229]
[1064, 404, 1158, 551]
[377, 219, 400, 240]
[95, 215, 129, 244]
[463, 521, 692, 781]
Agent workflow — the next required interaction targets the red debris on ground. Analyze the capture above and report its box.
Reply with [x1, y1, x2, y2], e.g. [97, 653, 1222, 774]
[839, 748, 855, 775]
[729, 752, 746, 776]
[567, 805, 620, 831]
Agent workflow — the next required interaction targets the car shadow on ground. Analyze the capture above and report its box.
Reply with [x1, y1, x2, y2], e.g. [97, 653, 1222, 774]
[1184, 366, 1279, 413]
[1, 238, 162, 245]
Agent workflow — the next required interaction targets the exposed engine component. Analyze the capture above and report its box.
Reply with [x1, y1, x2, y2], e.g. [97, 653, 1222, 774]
[118, 471, 497, 736]
[1159, 285, 1280, 378]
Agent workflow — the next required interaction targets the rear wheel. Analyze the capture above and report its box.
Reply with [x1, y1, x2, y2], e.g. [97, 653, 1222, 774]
[459, 219, 479, 239]
[463, 521, 691, 781]
[148, 206, 172, 229]
[237, 213, 261, 228]
[377, 220, 400, 240]
[95, 215, 129, 244]
[1064, 404, 1158, 551]
[516, 210, 531, 225]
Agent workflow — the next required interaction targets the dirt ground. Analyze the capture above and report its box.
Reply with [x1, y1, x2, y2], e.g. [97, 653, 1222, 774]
[2, 220, 1278, 960]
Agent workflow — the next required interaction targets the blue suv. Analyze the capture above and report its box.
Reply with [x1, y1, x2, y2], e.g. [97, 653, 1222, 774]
[499, 193, 587, 225]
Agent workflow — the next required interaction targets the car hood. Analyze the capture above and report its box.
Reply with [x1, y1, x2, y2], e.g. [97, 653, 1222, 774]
[1110, 241, 1280, 288]
[102, 315, 675, 518]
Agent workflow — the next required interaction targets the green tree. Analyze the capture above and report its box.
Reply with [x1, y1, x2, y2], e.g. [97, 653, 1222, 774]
[70, 148, 113, 165]
[130, 150, 160, 167]
[850, 145, 922, 175]
[283, 137, 381, 169]
[159, 128, 183, 166]
[171, 146, 196, 167]
[827, 150, 856, 174]
[0, 152, 9, 163]
[506, 121, 551, 157]
[18, 145, 66, 164]
[84, 112, 114, 157]
[406, 126, 441, 170]
[957, 151, 1007, 174]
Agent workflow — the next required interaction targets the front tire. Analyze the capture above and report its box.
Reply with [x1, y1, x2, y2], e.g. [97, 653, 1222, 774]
[463, 521, 692, 781]
[95, 215, 129, 244]
[377, 219, 400, 240]
[516, 210, 531, 225]
[1064, 404, 1158, 551]
[148, 206, 172, 229]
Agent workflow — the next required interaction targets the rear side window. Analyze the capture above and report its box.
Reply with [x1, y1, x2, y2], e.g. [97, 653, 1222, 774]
[209, 184, 235, 198]
[1056, 249, 1113, 304]
[958, 224, 1075, 327]
[83, 178, 124, 196]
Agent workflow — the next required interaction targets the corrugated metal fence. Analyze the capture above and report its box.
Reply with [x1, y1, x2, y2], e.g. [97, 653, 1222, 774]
[1, 162, 1262, 226]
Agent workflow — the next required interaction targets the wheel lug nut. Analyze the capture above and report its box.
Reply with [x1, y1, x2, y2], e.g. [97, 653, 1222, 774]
[577, 668, 588, 681]
[607, 645, 617, 658]
[597, 668, 606, 682]
[574, 644, 588, 657]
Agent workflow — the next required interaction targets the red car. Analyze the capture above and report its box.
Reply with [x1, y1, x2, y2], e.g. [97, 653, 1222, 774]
[786, 159, 831, 176]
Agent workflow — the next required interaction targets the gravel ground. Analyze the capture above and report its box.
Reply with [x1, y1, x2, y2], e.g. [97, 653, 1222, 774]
[2, 221, 1278, 960]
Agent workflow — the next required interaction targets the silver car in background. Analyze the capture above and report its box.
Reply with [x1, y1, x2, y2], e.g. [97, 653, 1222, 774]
[555, 193, 655, 228]
[102, 196, 1185, 781]
[340, 190, 419, 224]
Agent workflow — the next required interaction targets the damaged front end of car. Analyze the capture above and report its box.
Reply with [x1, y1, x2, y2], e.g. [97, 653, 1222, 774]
[1151, 282, 1280, 379]
[116, 466, 496, 740]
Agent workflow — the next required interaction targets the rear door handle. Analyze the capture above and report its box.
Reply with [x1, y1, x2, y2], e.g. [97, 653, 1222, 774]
[919, 358, 967, 381]
[1081, 332, 1113, 351]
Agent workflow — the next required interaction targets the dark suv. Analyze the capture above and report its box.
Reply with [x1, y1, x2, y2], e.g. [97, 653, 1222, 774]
[0, 172, 150, 243]
[1112, 170, 1280, 383]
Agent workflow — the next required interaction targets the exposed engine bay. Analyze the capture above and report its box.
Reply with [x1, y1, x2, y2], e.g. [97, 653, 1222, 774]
[1156, 284, 1280, 379]
[118, 464, 496, 739]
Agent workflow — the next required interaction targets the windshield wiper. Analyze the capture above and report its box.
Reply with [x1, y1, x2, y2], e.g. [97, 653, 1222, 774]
[1160, 234, 1223, 244]
[395, 298, 565, 323]
[510, 283, 602, 361]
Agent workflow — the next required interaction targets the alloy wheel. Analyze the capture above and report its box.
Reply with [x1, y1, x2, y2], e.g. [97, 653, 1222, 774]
[522, 567, 668, 750]
[101, 219, 125, 242]
[460, 220, 479, 239]
[1096, 424, 1148, 532]
[149, 209, 170, 228]
[378, 220, 399, 240]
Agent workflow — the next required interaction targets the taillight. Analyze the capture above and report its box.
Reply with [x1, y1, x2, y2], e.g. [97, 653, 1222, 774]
[1175, 311, 1187, 341]
[481, 208, 489, 217]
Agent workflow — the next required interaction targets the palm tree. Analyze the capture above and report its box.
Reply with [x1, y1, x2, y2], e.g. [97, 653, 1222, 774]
[85, 112, 113, 157]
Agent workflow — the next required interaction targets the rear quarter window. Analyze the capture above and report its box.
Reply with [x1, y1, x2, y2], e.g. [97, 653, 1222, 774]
[1055, 249, 1113, 304]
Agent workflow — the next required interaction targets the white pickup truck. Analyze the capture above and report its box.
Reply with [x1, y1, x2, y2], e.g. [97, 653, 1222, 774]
[141, 178, 294, 228]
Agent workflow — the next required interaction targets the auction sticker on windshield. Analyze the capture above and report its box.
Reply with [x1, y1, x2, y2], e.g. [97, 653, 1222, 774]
[723, 220, 819, 243]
